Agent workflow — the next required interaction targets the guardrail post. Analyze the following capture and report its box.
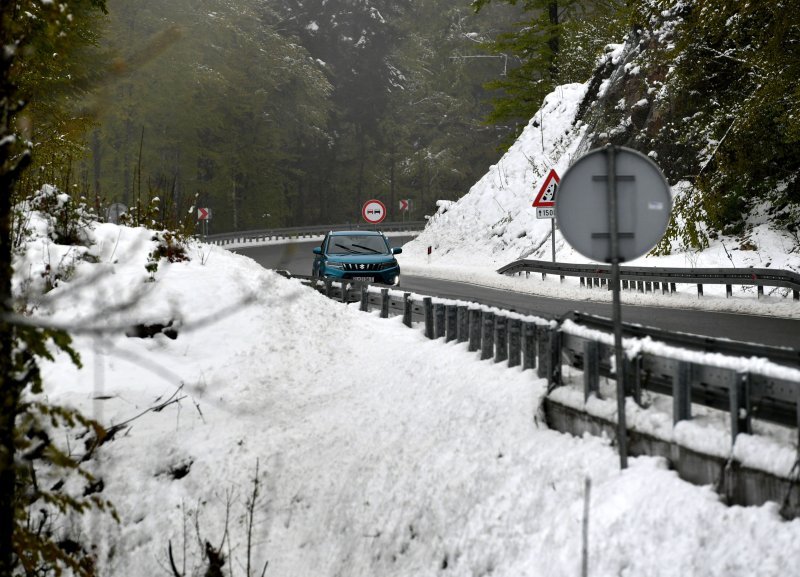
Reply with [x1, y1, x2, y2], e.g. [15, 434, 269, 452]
[536, 326, 550, 379]
[523, 322, 537, 370]
[796, 390, 800, 458]
[580, 277, 586, 288]
[494, 316, 508, 364]
[794, 289, 799, 301]
[457, 306, 468, 343]
[423, 297, 434, 339]
[324, 279, 333, 298]
[673, 362, 692, 424]
[662, 282, 668, 295]
[481, 311, 495, 360]
[624, 353, 642, 406]
[583, 340, 599, 402]
[508, 319, 521, 368]
[359, 284, 369, 311]
[446, 305, 457, 342]
[380, 289, 390, 318]
[468, 309, 481, 352]
[729, 371, 751, 443]
[670, 282, 676, 294]
[726, 284, 732, 298]
[403, 293, 412, 327]
[341, 281, 350, 303]
[622, 279, 628, 290]
[549, 329, 562, 390]
[757, 285, 764, 299]
[697, 284, 703, 298]
[434, 303, 446, 339]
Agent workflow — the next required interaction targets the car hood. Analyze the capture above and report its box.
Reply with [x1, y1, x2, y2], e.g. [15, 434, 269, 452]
[325, 254, 395, 264]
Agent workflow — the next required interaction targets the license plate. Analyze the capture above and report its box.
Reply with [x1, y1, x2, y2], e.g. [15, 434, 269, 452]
[353, 276, 374, 282]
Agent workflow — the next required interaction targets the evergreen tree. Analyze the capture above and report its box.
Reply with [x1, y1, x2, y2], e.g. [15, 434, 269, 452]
[91, 0, 332, 231]
[643, 0, 800, 244]
[472, 0, 573, 145]
[1, 3, 108, 575]
[473, 0, 628, 147]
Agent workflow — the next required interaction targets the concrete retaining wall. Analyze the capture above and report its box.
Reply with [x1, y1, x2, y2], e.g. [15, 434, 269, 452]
[544, 398, 800, 519]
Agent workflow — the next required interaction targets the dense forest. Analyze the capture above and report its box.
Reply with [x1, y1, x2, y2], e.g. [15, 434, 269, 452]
[13, 0, 800, 241]
[29, 0, 529, 231]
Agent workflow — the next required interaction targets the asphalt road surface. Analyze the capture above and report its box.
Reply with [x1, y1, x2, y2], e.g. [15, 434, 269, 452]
[234, 239, 800, 350]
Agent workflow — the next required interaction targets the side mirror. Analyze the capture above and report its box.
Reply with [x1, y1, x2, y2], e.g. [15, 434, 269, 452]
[392, 247, 403, 255]
[313, 247, 322, 255]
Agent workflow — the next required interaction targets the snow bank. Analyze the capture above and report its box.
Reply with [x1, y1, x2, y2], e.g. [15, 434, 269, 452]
[18, 217, 800, 576]
[398, 83, 800, 297]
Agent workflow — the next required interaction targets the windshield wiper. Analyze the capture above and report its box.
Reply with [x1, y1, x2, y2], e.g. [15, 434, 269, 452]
[334, 243, 361, 254]
[350, 243, 381, 254]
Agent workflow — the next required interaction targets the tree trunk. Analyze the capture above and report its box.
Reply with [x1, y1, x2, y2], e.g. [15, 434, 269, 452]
[548, 1, 560, 80]
[0, 39, 27, 577]
[356, 126, 366, 213]
[389, 140, 396, 221]
[92, 129, 102, 199]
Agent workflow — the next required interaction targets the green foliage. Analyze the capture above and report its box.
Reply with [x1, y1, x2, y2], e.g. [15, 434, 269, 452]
[2, 2, 113, 576]
[374, 0, 522, 214]
[643, 0, 800, 241]
[83, 0, 524, 226]
[557, 1, 631, 83]
[9, 325, 114, 577]
[14, 399, 115, 577]
[12, 0, 110, 203]
[89, 0, 333, 231]
[474, 0, 631, 148]
[24, 185, 98, 247]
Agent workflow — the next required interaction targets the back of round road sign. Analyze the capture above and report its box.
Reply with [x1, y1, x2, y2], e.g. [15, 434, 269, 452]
[555, 147, 672, 263]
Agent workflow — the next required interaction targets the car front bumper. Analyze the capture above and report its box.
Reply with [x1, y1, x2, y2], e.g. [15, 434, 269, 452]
[322, 266, 400, 286]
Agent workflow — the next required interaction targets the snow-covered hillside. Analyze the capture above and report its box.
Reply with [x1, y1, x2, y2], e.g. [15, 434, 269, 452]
[17, 212, 799, 576]
[400, 73, 800, 284]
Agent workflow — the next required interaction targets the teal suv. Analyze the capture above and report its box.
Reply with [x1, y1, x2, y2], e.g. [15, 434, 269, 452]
[313, 231, 402, 285]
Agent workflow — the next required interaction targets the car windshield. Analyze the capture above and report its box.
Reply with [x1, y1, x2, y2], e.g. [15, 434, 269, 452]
[327, 235, 389, 255]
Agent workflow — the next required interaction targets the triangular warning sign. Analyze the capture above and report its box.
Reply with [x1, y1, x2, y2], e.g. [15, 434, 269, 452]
[532, 168, 560, 207]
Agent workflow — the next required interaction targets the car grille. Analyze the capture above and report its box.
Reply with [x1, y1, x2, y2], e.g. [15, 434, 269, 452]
[342, 262, 393, 271]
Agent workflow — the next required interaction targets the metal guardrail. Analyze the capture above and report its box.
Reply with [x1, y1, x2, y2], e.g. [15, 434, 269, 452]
[498, 258, 800, 300]
[563, 311, 800, 369]
[204, 221, 426, 246]
[290, 274, 800, 446]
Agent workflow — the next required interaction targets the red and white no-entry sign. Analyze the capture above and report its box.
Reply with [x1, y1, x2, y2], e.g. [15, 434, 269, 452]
[362, 199, 387, 224]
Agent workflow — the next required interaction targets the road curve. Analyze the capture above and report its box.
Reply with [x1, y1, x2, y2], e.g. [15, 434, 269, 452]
[234, 239, 800, 350]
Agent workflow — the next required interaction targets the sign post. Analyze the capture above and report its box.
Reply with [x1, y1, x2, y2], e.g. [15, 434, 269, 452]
[532, 168, 560, 262]
[555, 146, 672, 469]
[106, 203, 127, 224]
[399, 199, 411, 223]
[362, 199, 387, 225]
[198, 207, 212, 237]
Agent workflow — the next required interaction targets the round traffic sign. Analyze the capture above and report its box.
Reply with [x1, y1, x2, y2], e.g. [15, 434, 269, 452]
[106, 202, 128, 224]
[555, 146, 672, 263]
[362, 199, 387, 224]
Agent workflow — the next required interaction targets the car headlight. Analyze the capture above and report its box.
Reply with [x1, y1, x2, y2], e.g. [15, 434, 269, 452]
[378, 260, 398, 270]
[325, 261, 344, 270]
